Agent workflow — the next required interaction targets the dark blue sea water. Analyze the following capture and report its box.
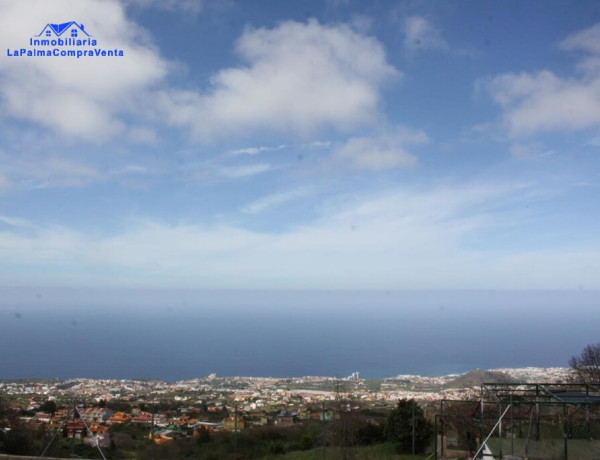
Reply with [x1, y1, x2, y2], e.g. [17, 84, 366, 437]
[0, 289, 598, 381]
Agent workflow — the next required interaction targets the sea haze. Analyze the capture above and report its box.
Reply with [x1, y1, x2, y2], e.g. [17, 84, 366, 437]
[0, 289, 597, 381]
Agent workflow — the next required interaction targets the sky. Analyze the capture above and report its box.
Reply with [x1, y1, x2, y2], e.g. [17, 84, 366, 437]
[1, 0, 600, 291]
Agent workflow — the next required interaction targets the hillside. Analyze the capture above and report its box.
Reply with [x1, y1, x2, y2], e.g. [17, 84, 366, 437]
[447, 369, 516, 388]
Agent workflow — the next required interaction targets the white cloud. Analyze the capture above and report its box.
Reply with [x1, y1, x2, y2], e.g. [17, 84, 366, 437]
[510, 143, 555, 160]
[219, 163, 273, 179]
[241, 187, 316, 214]
[0, 0, 170, 142]
[560, 23, 600, 55]
[330, 128, 427, 171]
[485, 70, 600, 137]
[110, 164, 148, 175]
[1, 180, 592, 289]
[161, 19, 398, 141]
[310, 141, 331, 148]
[1, 11, 397, 144]
[0, 215, 37, 229]
[228, 145, 287, 156]
[228, 142, 329, 157]
[0, 149, 154, 190]
[2, 156, 101, 189]
[484, 22, 600, 138]
[403, 16, 448, 54]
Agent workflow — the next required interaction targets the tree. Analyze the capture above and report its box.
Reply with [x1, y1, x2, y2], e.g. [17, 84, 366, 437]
[2, 424, 32, 455]
[39, 400, 57, 416]
[355, 420, 384, 445]
[330, 379, 354, 459]
[386, 399, 433, 454]
[569, 343, 600, 384]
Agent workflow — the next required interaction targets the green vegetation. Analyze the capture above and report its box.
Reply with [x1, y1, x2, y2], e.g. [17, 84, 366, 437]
[0, 401, 434, 459]
[39, 400, 57, 416]
[386, 399, 433, 454]
[0, 422, 53, 457]
[262, 442, 428, 459]
[487, 437, 600, 459]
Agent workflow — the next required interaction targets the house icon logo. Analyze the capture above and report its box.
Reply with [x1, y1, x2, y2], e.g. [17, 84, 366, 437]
[5, 21, 124, 58]
[36, 21, 91, 39]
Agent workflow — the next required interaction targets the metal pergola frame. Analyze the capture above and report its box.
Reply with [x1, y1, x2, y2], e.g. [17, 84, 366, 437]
[434, 382, 600, 460]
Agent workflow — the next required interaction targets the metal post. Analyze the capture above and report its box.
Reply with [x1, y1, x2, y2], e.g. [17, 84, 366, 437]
[434, 415, 438, 460]
[412, 399, 416, 455]
[535, 398, 542, 441]
[233, 402, 237, 457]
[563, 404, 568, 460]
[441, 400, 444, 457]
[71, 400, 76, 459]
[322, 401, 326, 460]
[151, 403, 155, 460]
[510, 396, 514, 455]
[480, 388, 484, 459]
[535, 387, 541, 442]
[472, 405, 512, 460]
[498, 402, 503, 459]
[536, 401, 540, 441]
[585, 403, 591, 438]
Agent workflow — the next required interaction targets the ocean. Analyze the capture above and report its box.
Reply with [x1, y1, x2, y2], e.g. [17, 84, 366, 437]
[0, 288, 597, 381]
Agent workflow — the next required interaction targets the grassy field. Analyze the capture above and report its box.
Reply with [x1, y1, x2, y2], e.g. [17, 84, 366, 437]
[259, 442, 430, 459]
[487, 436, 600, 459]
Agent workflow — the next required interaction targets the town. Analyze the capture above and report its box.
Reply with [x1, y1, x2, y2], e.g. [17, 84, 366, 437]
[0, 367, 572, 459]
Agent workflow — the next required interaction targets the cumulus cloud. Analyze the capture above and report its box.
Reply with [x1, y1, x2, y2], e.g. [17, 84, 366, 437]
[485, 70, 600, 137]
[330, 128, 427, 171]
[560, 23, 600, 55]
[0, 0, 169, 142]
[161, 19, 398, 141]
[0, 8, 397, 144]
[484, 22, 600, 138]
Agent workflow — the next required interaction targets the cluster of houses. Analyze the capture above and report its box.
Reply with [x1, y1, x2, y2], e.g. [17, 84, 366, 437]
[15, 402, 337, 448]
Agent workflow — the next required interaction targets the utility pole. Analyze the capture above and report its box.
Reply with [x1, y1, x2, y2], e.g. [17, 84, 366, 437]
[563, 404, 568, 460]
[71, 400, 76, 458]
[510, 395, 514, 456]
[434, 415, 438, 460]
[151, 403, 155, 460]
[322, 400, 326, 460]
[412, 399, 415, 455]
[440, 399, 444, 457]
[233, 402, 238, 458]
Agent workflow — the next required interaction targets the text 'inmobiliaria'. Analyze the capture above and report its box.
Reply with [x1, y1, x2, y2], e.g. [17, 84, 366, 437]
[6, 21, 124, 59]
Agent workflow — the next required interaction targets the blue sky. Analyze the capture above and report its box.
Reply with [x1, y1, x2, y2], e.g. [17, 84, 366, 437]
[0, 0, 599, 290]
